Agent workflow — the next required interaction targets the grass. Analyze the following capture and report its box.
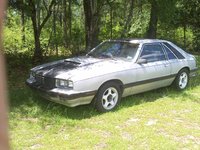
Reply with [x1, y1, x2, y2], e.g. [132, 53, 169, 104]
[9, 56, 200, 149]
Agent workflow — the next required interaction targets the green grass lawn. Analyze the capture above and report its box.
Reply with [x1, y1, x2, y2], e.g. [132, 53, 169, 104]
[9, 57, 200, 149]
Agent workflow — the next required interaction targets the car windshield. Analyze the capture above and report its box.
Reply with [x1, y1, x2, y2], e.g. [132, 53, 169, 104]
[87, 41, 139, 60]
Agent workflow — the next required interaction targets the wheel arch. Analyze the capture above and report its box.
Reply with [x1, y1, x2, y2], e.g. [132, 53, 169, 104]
[98, 79, 124, 93]
[173, 66, 190, 90]
[92, 79, 124, 112]
[178, 66, 190, 73]
[174, 66, 190, 82]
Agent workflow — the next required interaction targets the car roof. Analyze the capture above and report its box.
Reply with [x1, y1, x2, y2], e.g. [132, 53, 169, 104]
[106, 39, 188, 57]
[109, 39, 168, 44]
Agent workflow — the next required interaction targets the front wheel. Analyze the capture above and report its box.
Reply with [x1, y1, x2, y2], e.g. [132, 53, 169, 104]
[173, 69, 189, 90]
[94, 82, 122, 112]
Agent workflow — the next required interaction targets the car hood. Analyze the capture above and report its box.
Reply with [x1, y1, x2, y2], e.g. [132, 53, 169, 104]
[32, 56, 131, 81]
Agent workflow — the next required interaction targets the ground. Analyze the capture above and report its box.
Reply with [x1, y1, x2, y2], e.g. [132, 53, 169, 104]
[9, 56, 200, 149]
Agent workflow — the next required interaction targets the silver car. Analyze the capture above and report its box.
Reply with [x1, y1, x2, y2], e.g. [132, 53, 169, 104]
[26, 39, 198, 112]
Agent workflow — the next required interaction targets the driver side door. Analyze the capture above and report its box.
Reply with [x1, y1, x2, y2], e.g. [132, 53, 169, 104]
[123, 43, 172, 96]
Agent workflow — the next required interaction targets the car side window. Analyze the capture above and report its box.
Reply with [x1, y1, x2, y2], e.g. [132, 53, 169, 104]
[163, 42, 185, 59]
[163, 44, 177, 60]
[140, 44, 166, 62]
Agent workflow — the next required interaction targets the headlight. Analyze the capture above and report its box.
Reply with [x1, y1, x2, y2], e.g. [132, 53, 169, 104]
[55, 79, 73, 89]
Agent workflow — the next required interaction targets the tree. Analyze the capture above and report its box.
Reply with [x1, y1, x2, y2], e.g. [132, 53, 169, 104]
[121, 0, 135, 38]
[68, 0, 72, 46]
[21, 0, 25, 43]
[29, 0, 56, 61]
[83, 0, 104, 51]
[9, 0, 57, 61]
[146, 0, 177, 39]
[7, 0, 200, 56]
[146, 0, 158, 38]
[178, 0, 200, 51]
[63, 0, 68, 48]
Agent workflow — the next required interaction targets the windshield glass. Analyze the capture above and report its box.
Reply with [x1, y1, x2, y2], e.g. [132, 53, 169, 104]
[87, 41, 139, 60]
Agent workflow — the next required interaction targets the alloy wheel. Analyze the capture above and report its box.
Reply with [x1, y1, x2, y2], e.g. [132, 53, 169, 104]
[101, 87, 119, 110]
[179, 72, 188, 89]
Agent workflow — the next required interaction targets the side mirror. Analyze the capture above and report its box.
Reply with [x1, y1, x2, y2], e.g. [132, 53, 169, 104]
[137, 58, 147, 64]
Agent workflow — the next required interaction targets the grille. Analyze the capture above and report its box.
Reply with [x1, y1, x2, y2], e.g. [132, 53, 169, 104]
[35, 75, 44, 84]
[35, 75, 55, 89]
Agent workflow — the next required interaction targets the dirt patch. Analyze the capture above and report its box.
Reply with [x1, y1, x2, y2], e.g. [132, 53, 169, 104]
[94, 142, 107, 150]
[21, 118, 39, 123]
[146, 119, 158, 126]
[158, 129, 200, 145]
[121, 132, 133, 141]
[30, 144, 43, 149]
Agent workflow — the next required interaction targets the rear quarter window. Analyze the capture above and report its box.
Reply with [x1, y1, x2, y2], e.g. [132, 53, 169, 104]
[163, 42, 185, 59]
[163, 45, 177, 60]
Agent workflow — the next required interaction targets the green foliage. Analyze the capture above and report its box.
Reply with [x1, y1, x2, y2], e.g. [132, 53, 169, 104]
[4, 8, 34, 55]
[156, 0, 177, 24]
[4, 0, 200, 58]
[173, 0, 200, 51]
[4, 26, 22, 54]
[193, 30, 200, 51]
[4, 9, 22, 54]
[129, 4, 150, 37]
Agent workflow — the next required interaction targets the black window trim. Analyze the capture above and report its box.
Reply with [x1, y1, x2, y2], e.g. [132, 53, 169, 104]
[138, 42, 167, 62]
[161, 43, 178, 60]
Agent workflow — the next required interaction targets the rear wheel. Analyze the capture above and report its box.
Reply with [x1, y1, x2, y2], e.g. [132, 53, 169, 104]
[94, 82, 122, 112]
[173, 69, 189, 90]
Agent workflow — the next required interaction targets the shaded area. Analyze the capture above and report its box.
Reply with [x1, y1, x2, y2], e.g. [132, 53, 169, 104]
[9, 70, 200, 121]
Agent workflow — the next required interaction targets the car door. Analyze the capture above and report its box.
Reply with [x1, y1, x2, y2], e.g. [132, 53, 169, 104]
[134, 43, 172, 89]
[122, 42, 174, 97]
[136, 43, 170, 78]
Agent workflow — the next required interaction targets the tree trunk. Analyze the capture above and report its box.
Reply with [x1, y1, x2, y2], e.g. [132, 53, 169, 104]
[138, 0, 143, 13]
[36, 0, 40, 28]
[63, 0, 68, 48]
[53, 5, 58, 56]
[83, 0, 100, 51]
[68, 0, 72, 46]
[146, 0, 158, 39]
[106, 0, 113, 39]
[31, 6, 42, 62]
[59, 1, 63, 27]
[183, 24, 186, 49]
[32, 24, 42, 61]
[121, 0, 134, 38]
[21, 1, 25, 43]
[29, 0, 56, 62]
[110, 7, 113, 39]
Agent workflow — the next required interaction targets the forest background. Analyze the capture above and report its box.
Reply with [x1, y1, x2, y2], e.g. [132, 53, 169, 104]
[5, 0, 200, 64]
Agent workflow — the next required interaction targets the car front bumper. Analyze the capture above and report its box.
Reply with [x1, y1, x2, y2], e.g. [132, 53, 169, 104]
[26, 79, 95, 107]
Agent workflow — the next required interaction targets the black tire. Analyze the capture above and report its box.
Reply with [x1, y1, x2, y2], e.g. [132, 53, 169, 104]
[173, 68, 189, 90]
[94, 82, 122, 113]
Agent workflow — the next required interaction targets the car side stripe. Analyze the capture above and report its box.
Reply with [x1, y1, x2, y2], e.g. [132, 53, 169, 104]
[124, 74, 177, 88]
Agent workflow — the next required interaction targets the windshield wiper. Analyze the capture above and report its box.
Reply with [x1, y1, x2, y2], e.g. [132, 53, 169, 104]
[87, 53, 95, 57]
